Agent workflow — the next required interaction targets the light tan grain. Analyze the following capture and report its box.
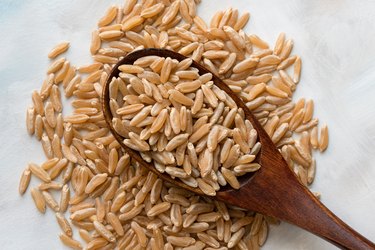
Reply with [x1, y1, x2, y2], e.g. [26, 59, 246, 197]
[98, 5, 118, 27]
[234, 12, 250, 31]
[31, 188, 46, 213]
[197, 178, 216, 196]
[29, 163, 51, 183]
[19, 167, 31, 195]
[85, 173, 108, 194]
[56, 212, 73, 236]
[59, 234, 82, 250]
[319, 124, 329, 152]
[131, 221, 147, 247]
[94, 220, 116, 242]
[293, 56, 301, 83]
[162, 0, 180, 25]
[48, 42, 70, 59]
[59, 184, 70, 212]
[42, 190, 60, 211]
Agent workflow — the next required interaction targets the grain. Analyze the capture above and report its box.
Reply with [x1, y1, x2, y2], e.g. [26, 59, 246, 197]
[71, 207, 97, 221]
[19, 167, 31, 195]
[61, 144, 78, 163]
[62, 66, 76, 88]
[273, 32, 285, 55]
[293, 56, 301, 83]
[21, 2, 330, 249]
[98, 6, 118, 27]
[48, 57, 66, 74]
[123, 0, 137, 15]
[271, 123, 289, 144]
[94, 220, 116, 242]
[122, 15, 144, 31]
[78, 62, 102, 74]
[147, 202, 171, 217]
[277, 55, 297, 70]
[233, 163, 261, 175]
[289, 109, 305, 131]
[162, 0, 180, 25]
[233, 58, 259, 73]
[279, 39, 293, 60]
[107, 212, 124, 236]
[79, 229, 92, 243]
[56, 213, 73, 237]
[38, 181, 63, 191]
[197, 178, 216, 196]
[29, 163, 51, 183]
[141, 3, 165, 18]
[308, 158, 316, 185]
[258, 220, 268, 246]
[30, 188, 46, 213]
[221, 168, 240, 189]
[42, 190, 60, 211]
[59, 234, 82, 250]
[60, 184, 70, 212]
[32, 90, 44, 116]
[310, 126, 319, 149]
[86, 238, 108, 250]
[26, 107, 36, 135]
[53, 61, 70, 84]
[197, 232, 220, 248]
[64, 114, 90, 124]
[228, 228, 245, 248]
[111, 191, 126, 212]
[99, 30, 123, 40]
[319, 124, 329, 152]
[50, 158, 69, 180]
[116, 103, 144, 115]
[167, 236, 195, 247]
[48, 42, 70, 59]
[51, 85, 63, 112]
[303, 99, 314, 123]
[293, 98, 305, 115]
[289, 145, 309, 168]
[219, 52, 237, 75]
[234, 12, 250, 31]
[131, 221, 148, 247]
[85, 173, 108, 194]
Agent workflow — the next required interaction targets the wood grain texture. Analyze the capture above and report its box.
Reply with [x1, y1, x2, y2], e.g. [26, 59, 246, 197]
[102, 48, 375, 250]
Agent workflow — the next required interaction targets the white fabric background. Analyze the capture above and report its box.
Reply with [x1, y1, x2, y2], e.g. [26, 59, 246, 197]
[0, 0, 375, 249]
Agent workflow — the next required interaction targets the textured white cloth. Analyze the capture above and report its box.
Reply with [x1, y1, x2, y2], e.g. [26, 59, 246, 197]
[0, 0, 374, 249]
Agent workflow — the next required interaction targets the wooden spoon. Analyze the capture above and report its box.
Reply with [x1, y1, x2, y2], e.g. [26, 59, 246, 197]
[102, 48, 375, 249]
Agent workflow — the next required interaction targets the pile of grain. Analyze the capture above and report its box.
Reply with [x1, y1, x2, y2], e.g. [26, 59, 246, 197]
[20, 0, 329, 249]
[109, 55, 261, 195]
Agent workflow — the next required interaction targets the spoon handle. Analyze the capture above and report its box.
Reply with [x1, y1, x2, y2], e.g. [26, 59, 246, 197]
[218, 150, 375, 249]
[266, 177, 375, 249]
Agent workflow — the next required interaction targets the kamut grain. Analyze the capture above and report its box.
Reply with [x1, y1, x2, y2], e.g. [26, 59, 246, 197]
[48, 42, 70, 59]
[21, 2, 330, 249]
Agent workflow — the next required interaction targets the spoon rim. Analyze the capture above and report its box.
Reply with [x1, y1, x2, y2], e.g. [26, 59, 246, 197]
[102, 48, 268, 196]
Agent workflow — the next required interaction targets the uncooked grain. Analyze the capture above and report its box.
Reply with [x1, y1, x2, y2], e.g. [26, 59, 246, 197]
[42, 190, 60, 212]
[48, 42, 70, 59]
[319, 124, 329, 152]
[59, 233, 82, 250]
[19, 167, 31, 195]
[20, 1, 330, 249]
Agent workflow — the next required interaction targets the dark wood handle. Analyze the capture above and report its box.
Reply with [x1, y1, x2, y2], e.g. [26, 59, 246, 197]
[267, 180, 375, 249]
[217, 145, 375, 250]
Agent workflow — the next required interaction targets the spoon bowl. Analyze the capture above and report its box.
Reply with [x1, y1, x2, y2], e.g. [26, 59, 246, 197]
[103, 48, 375, 249]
